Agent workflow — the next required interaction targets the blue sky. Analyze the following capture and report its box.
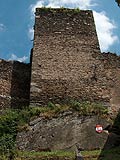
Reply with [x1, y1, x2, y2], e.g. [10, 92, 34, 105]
[0, 0, 120, 62]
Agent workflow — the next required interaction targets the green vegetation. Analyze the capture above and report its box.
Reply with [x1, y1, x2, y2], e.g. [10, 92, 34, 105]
[39, 6, 81, 13]
[0, 147, 119, 160]
[69, 100, 108, 116]
[31, 101, 108, 119]
[60, 7, 80, 12]
[73, 7, 80, 13]
[17, 150, 75, 159]
[0, 101, 109, 159]
[22, 147, 120, 160]
[41, 6, 51, 11]
[0, 110, 18, 159]
[82, 147, 120, 160]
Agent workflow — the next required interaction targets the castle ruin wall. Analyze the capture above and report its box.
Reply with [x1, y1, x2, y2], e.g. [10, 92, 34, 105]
[0, 8, 120, 112]
[0, 59, 12, 109]
[0, 59, 31, 109]
[30, 8, 119, 108]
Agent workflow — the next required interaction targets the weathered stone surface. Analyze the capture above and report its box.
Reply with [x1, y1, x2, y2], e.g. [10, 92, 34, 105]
[30, 9, 101, 106]
[30, 8, 120, 113]
[0, 59, 12, 109]
[0, 59, 31, 109]
[0, 8, 120, 152]
[16, 114, 109, 151]
[0, 8, 120, 112]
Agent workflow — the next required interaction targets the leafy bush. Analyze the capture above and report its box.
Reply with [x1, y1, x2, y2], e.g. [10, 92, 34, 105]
[0, 110, 18, 158]
[0, 107, 45, 158]
[0, 111, 17, 137]
[0, 134, 15, 154]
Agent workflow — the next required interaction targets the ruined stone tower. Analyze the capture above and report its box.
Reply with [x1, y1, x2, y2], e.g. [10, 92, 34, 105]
[1, 8, 120, 111]
[30, 8, 103, 106]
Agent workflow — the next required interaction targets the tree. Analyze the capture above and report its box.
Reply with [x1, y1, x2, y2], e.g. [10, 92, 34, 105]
[116, 0, 120, 6]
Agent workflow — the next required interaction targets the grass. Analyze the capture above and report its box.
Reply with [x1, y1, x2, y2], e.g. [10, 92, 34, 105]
[39, 6, 81, 13]
[82, 147, 120, 160]
[18, 150, 75, 158]
[0, 101, 110, 159]
[69, 100, 108, 116]
[0, 147, 118, 160]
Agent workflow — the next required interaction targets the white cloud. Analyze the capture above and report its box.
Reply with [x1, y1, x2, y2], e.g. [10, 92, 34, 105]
[93, 11, 118, 52]
[29, 0, 95, 42]
[46, 0, 95, 9]
[30, 0, 44, 15]
[29, 0, 119, 52]
[0, 23, 6, 32]
[30, 0, 95, 14]
[9, 54, 28, 62]
[28, 27, 34, 40]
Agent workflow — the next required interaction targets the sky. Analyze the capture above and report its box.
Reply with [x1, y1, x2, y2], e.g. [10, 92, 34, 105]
[0, 0, 120, 62]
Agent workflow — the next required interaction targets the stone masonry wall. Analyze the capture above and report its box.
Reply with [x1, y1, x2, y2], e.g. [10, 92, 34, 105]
[0, 8, 120, 112]
[0, 59, 31, 109]
[98, 53, 120, 112]
[30, 8, 116, 107]
[0, 59, 12, 109]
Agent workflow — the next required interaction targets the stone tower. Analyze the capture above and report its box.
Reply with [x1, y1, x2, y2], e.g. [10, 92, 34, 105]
[0, 8, 120, 112]
[30, 8, 119, 107]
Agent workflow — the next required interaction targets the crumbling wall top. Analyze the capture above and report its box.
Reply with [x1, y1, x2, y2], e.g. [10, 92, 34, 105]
[34, 8, 97, 37]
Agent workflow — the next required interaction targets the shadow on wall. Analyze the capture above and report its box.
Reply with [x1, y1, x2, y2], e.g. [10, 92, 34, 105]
[10, 60, 32, 109]
[97, 111, 120, 160]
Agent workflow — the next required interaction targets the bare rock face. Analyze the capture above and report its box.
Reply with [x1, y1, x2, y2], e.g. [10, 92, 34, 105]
[16, 113, 109, 151]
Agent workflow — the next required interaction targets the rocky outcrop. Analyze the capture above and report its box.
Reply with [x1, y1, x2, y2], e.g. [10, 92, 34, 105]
[16, 113, 110, 151]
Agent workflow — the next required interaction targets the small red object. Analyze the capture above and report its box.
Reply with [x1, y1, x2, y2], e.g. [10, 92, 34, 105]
[96, 125, 103, 133]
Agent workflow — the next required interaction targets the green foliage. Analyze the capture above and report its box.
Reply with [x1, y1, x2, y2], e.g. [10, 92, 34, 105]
[41, 6, 51, 10]
[82, 147, 120, 160]
[0, 101, 108, 158]
[70, 100, 82, 111]
[0, 111, 17, 137]
[40, 6, 80, 13]
[7, 147, 120, 160]
[0, 110, 18, 158]
[74, 7, 80, 13]
[47, 102, 56, 109]
[0, 134, 15, 154]
[0, 107, 46, 157]
[70, 100, 108, 115]
[17, 150, 75, 160]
